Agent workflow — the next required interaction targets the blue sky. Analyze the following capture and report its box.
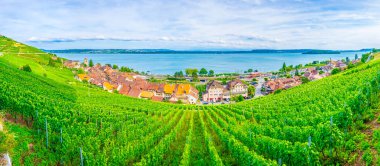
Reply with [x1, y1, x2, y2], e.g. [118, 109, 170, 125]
[1, 0, 380, 50]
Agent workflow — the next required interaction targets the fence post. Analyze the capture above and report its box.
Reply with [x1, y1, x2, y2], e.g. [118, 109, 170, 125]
[80, 147, 84, 166]
[45, 117, 48, 148]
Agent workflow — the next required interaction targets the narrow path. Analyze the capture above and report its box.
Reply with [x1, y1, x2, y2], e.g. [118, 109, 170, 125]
[0, 119, 12, 166]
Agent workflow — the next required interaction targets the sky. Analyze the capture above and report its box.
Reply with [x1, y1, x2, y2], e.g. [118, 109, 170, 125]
[1, 0, 380, 50]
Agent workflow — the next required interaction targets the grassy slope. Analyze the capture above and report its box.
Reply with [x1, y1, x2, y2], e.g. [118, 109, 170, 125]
[1, 35, 380, 165]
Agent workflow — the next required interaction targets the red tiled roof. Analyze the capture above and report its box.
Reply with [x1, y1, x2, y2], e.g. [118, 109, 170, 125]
[119, 85, 131, 95]
[152, 96, 164, 102]
[128, 87, 141, 97]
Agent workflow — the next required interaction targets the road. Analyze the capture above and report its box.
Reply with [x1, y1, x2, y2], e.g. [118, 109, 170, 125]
[254, 77, 265, 98]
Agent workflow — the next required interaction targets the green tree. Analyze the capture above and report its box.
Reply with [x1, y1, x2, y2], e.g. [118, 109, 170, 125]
[301, 76, 309, 84]
[331, 68, 340, 75]
[199, 68, 208, 76]
[346, 57, 350, 64]
[89, 59, 94, 67]
[248, 86, 255, 98]
[247, 69, 253, 73]
[21, 64, 32, 72]
[295, 69, 300, 76]
[208, 70, 215, 77]
[113, 64, 119, 69]
[120, 66, 132, 72]
[185, 68, 198, 76]
[174, 71, 184, 78]
[355, 54, 358, 60]
[361, 53, 371, 63]
[232, 95, 244, 102]
[281, 62, 287, 73]
[192, 72, 199, 82]
[77, 68, 85, 74]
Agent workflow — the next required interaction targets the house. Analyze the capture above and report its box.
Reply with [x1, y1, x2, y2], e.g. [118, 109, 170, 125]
[119, 83, 132, 96]
[175, 84, 199, 104]
[202, 80, 224, 102]
[223, 79, 248, 100]
[164, 84, 176, 98]
[320, 65, 333, 73]
[263, 77, 302, 93]
[103, 82, 114, 92]
[152, 95, 164, 102]
[76, 74, 90, 82]
[64, 60, 80, 68]
[249, 72, 262, 78]
[128, 87, 142, 98]
[140, 91, 154, 99]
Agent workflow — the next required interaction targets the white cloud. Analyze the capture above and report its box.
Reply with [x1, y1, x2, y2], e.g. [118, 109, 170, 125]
[1, 0, 380, 49]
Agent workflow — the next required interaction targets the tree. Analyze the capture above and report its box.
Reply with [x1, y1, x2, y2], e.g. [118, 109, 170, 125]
[346, 57, 350, 64]
[77, 68, 85, 74]
[355, 54, 358, 60]
[281, 62, 287, 73]
[301, 76, 309, 84]
[113, 64, 119, 69]
[199, 68, 208, 76]
[248, 86, 255, 98]
[120, 66, 132, 72]
[247, 69, 253, 73]
[232, 95, 244, 102]
[89, 59, 94, 67]
[331, 68, 340, 75]
[192, 72, 199, 82]
[185, 68, 198, 76]
[295, 69, 300, 76]
[174, 71, 184, 78]
[208, 70, 215, 77]
[21, 64, 32, 72]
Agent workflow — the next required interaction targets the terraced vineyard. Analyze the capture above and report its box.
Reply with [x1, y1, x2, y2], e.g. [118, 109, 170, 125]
[1, 36, 380, 165]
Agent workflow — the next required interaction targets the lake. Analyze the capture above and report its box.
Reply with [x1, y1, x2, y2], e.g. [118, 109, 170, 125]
[57, 51, 367, 75]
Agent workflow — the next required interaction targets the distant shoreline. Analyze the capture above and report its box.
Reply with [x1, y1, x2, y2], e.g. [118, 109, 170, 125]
[44, 49, 370, 54]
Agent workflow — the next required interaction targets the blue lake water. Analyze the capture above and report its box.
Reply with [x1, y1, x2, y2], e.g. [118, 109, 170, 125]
[57, 51, 367, 75]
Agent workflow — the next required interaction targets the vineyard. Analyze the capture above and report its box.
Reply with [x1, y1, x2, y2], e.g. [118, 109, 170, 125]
[1, 36, 380, 165]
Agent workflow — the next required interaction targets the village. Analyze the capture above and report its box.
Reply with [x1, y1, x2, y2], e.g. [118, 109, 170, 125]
[64, 54, 365, 105]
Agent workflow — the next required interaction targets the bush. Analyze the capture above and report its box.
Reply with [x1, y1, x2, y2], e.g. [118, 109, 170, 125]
[20, 64, 32, 72]
[232, 95, 244, 102]
[77, 68, 85, 74]
[301, 76, 310, 84]
[331, 68, 340, 75]
[362, 150, 373, 165]
[274, 89, 282, 94]
[0, 130, 15, 154]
